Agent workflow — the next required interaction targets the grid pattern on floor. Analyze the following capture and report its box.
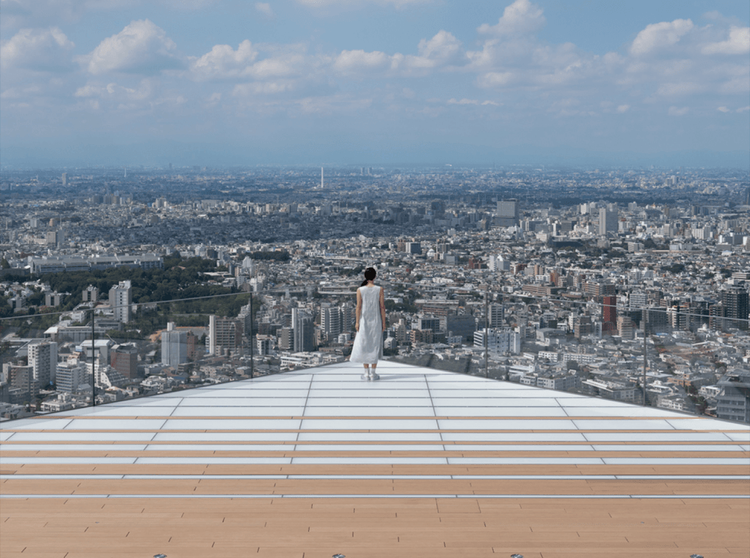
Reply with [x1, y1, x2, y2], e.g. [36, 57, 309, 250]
[1, 360, 749, 557]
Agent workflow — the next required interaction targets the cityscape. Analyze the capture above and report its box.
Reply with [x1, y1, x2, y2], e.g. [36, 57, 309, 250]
[1, 0, 748, 556]
[1, 165, 749, 424]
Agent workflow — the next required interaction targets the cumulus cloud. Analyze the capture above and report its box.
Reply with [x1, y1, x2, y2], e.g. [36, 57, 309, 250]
[255, 2, 274, 17]
[81, 19, 185, 74]
[630, 19, 694, 56]
[702, 26, 750, 55]
[478, 0, 545, 36]
[716, 106, 730, 112]
[616, 104, 630, 113]
[190, 40, 259, 80]
[0, 27, 74, 71]
[737, 105, 750, 113]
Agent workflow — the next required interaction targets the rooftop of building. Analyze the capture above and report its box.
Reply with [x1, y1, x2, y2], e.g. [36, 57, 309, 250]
[1, 360, 749, 558]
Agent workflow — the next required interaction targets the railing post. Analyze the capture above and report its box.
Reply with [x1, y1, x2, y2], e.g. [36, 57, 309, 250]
[91, 307, 96, 407]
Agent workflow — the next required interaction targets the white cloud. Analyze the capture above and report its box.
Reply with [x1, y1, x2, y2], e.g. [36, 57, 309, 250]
[81, 19, 185, 74]
[717, 106, 730, 112]
[702, 26, 750, 55]
[668, 106, 689, 116]
[0, 27, 74, 72]
[255, 2, 274, 18]
[477, 71, 515, 87]
[446, 98, 499, 106]
[478, 0, 545, 36]
[190, 40, 259, 80]
[616, 104, 630, 113]
[295, 0, 431, 8]
[737, 106, 750, 113]
[630, 19, 694, 56]
[334, 50, 390, 73]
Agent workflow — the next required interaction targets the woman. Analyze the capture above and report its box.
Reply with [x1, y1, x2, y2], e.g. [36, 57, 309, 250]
[349, 267, 386, 380]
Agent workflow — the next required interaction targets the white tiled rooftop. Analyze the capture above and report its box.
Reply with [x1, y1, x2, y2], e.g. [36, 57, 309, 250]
[1, 360, 749, 557]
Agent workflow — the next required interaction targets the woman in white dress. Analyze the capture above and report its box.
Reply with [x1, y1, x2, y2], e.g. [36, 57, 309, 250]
[349, 267, 386, 381]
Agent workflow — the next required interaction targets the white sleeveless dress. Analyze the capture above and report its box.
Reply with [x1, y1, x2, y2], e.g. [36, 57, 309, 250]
[350, 285, 383, 364]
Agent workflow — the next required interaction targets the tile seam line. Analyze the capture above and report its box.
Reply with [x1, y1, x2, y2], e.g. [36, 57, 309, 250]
[1, 494, 747, 499]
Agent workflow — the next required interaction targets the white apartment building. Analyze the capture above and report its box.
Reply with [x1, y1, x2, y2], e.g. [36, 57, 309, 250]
[28, 341, 57, 389]
[473, 328, 521, 355]
[109, 280, 132, 323]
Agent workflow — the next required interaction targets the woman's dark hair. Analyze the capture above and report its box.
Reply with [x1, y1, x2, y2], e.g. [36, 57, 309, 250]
[360, 267, 377, 287]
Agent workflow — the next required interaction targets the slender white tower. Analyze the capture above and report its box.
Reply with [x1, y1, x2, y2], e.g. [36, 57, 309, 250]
[320, 167, 324, 188]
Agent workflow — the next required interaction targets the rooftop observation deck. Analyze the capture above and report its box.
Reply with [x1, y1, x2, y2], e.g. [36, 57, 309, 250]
[1, 360, 749, 558]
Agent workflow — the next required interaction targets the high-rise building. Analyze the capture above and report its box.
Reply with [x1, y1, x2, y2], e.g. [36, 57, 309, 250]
[28, 341, 57, 389]
[473, 328, 521, 354]
[111, 344, 138, 379]
[598, 208, 618, 236]
[9, 364, 36, 400]
[321, 307, 343, 337]
[292, 309, 314, 352]
[61, 173, 67, 186]
[489, 304, 504, 327]
[629, 292, 647, 309]
[496, 200, 519, 227]
[720, 287, 749, 330]
[56, 359, 88, 393]
[82, 285, 99, 303]
[208, 315, 243, 356]
[161, 323, 188, 367]
[617, 316, 634, 340]
[109, 280, 132, 323]
[602, 296, 617, 335]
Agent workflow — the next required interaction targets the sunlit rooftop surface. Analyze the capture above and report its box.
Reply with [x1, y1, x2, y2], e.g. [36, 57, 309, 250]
[1, 360, 749, 557]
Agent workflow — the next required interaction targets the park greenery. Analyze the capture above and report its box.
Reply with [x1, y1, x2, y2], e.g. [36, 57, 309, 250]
[1, 256, 257, 339]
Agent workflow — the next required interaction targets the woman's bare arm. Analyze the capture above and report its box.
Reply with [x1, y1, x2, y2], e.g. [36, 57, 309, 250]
[380, 287, 386, 331]
[355, 288, 362, 331]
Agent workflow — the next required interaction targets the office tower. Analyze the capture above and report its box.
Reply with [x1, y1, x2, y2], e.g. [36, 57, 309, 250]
[28, 341, 57, 389]
[489, 303, 504, 327]
[321, 167, 324, 188]
[720, 287, 749, 330]
[321, 307, 343, 337]
[598, 207, 618, 236]
[111, 344, 138, 379]
[109, 280, 132, 323]
[208, 315, 243, 356]
[292, 309, 314, 352]
[56, 360, 88, 393]
[61, 173, 67, 186]
[602, 296, 617, 335]
[161, 323, 187, 367]
[496, 199, 519, 227]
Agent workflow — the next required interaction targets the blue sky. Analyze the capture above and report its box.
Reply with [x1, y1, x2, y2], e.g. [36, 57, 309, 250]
[1, 0, 748, 168]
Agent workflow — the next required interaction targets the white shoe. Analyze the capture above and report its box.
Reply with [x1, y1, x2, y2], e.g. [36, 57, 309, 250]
[368, 372, 379, 381]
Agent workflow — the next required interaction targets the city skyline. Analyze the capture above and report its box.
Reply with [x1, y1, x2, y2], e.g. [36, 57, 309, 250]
[1, 0, 749, 168]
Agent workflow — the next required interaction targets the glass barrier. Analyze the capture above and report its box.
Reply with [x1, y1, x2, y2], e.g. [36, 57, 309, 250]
[1, 270, 747, 424]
